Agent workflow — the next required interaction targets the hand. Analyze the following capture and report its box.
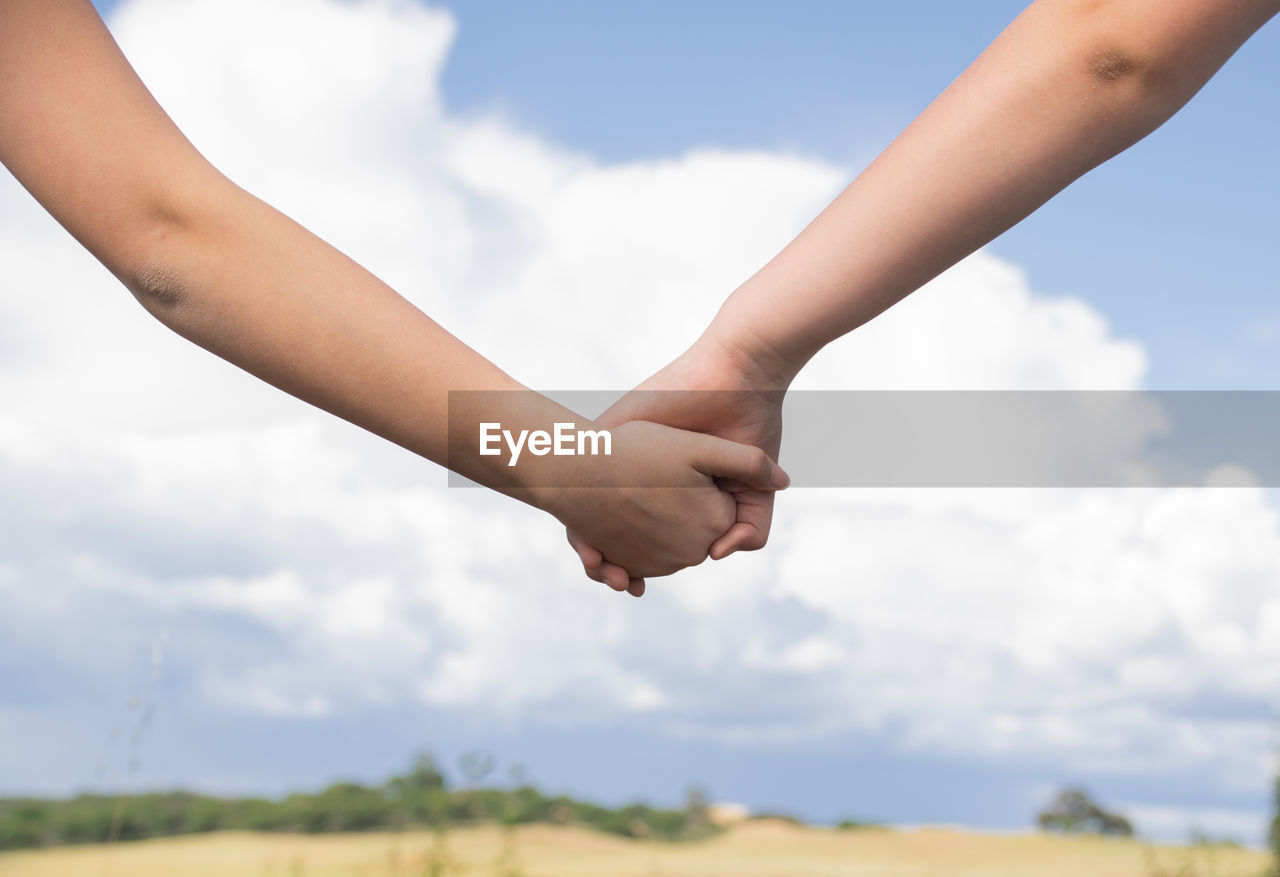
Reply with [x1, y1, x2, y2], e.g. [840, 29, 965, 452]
[567, 333, 792, 596]
[542, 419, 789, 582]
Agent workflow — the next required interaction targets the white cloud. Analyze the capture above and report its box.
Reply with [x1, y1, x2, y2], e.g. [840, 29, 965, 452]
[796, 251, 1147, 391]
[0, 0, 1276, 830]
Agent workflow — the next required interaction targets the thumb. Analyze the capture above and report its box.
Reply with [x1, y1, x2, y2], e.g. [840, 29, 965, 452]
[595, 390, 654, 430]
[688, 433, 789, 490]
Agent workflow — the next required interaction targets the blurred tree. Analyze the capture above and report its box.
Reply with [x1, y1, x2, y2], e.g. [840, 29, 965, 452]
[1037, 788, 1133, 837]
[458, 752, 496, 785]
[388, 753, 447, 795]
[682, 785, 715, 840]
[1269, 760, 1279, 875]
[0, 751, 730, 850]
[836, 818, 873, 830]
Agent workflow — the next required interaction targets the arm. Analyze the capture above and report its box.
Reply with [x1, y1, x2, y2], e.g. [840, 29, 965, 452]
[568, 0, 1279, 585]
[0, 0, 787, 588]
[704, 0, 1280, 384]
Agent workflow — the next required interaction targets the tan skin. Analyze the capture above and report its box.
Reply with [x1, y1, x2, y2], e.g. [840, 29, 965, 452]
[570, 0, 1280, 593]
[0, 0, 790, 593]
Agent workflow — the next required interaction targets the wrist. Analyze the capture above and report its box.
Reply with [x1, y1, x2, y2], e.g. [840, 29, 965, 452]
[694, 317, 806, 392]
[520, 452, 594, 522]
[447, 389, 603, 517]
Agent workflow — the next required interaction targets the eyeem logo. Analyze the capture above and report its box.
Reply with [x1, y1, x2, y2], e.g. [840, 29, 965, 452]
[479, 422, 612, 467]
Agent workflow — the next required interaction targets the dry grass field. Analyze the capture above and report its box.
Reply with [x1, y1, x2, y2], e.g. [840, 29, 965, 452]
[0, 821, 1270, 877]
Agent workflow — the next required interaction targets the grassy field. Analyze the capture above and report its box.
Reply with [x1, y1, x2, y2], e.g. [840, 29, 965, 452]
[0, 821, 1271, 877]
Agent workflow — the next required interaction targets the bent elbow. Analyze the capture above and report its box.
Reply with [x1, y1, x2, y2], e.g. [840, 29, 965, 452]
[119, 186, 226, 318]
[127, 259, 189, 312]
[116, 167, 235, 317]
[1083, 44, 1143, 86]
[1059, 1, 1202, 104]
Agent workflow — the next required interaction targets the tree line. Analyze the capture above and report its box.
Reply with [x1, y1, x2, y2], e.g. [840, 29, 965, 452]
[3, 755, 1278, 867]
[0, 753, 718, 852]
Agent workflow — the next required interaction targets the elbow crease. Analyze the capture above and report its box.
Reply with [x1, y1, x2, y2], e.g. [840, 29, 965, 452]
[1086, 46, 1141, 84]
[129, 261, 187, 310]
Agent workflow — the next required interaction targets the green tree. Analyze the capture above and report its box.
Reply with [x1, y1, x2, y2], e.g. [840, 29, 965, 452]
[398, 753, 448, 794]
[1037, 787, 1133, 837]
[1269, 762, 1279, 875]
[681, 785, 715, 840]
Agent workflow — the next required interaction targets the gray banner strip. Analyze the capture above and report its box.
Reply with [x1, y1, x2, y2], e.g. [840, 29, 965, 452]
[447, 391, 1280, 487]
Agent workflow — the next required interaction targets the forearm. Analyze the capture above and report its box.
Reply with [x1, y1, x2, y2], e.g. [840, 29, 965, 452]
[702, 0, 1279, 385]
[126, 180, 594, 506]
[0, 0, 582, 508]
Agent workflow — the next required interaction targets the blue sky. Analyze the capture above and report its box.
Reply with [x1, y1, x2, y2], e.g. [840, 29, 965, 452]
[2, 0, 1273, 843]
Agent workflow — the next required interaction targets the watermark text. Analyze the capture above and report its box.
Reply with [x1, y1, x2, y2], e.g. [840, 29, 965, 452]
[479, 422, 612, 467]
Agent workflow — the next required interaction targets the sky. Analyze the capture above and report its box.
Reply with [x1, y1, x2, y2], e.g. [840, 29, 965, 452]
[0, 0, 1277, 845]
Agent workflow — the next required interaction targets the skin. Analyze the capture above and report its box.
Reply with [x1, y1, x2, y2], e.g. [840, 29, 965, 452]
[0, 0, 791, 594]
[570, 0, 1280, 592]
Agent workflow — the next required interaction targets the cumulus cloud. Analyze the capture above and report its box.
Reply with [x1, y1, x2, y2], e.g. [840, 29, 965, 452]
[0, 0, 1276, 839]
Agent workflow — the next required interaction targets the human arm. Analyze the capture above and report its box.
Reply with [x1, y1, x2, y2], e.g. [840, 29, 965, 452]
[702, 0, 1280, 384]
[0, 0, 788, 583]
[569, 0, 1280, 586]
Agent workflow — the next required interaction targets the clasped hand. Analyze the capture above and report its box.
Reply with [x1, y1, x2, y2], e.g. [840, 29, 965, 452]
[558, 337, 788, 598]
